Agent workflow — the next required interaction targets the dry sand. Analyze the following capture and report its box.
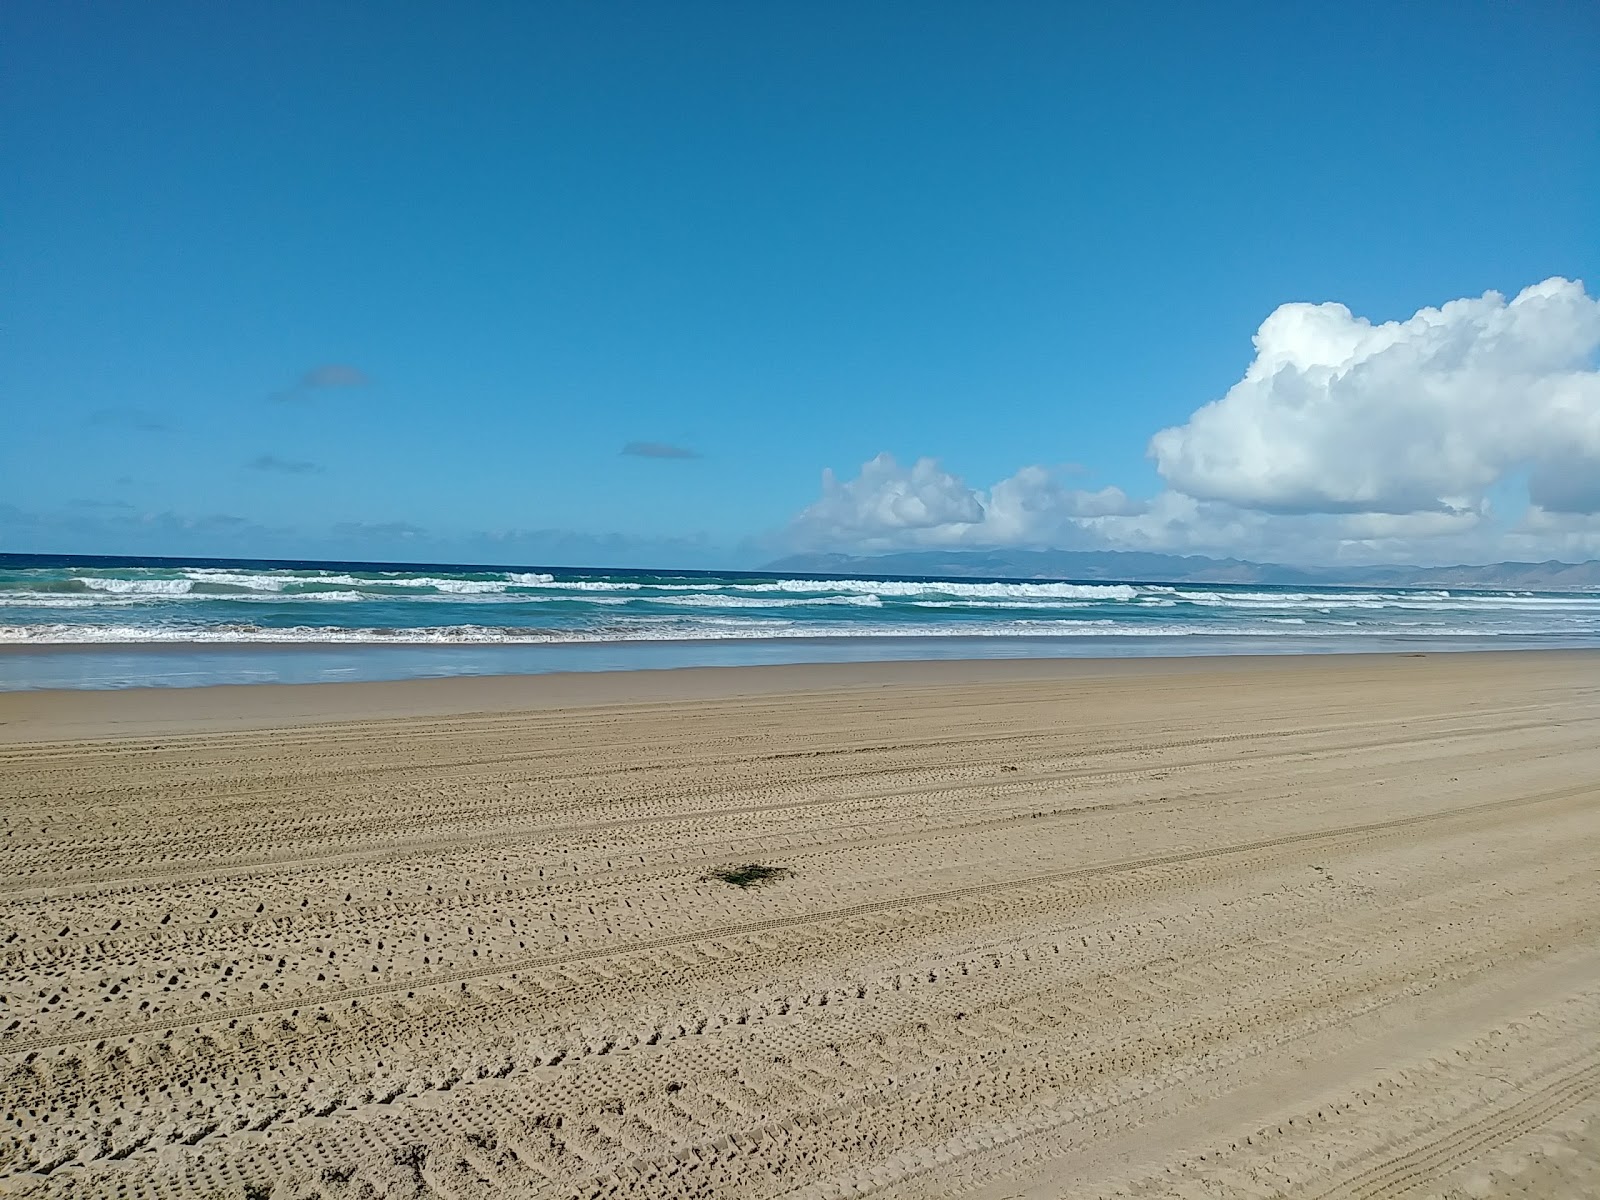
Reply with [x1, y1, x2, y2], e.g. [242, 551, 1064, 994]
[1, 651, 1597, 1199]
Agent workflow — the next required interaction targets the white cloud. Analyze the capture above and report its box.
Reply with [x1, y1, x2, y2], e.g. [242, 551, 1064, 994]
[786, 279, 1600, 566]
[1336, 509, 1486, 541]
[788, 454, 1141, 551]
[785, 457, 1560, 567]
[984, 467, 1143, 543]
[791, 454, 984, 548]
[1149, 277, 1600, 515]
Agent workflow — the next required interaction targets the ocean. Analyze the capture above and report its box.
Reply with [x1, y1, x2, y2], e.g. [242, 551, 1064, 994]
[2, 554, 1597, 690]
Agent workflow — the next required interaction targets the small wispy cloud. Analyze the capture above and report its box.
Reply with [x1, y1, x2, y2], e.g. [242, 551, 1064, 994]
[333, 520, 425, 539]
[272, 363, 372, 401]
[89, 407, 169, 432]
[301, 364, 370, 389]
[2, 503, 273, 541]
[248, 454, 323, 475]
[622, 441, 701, 460]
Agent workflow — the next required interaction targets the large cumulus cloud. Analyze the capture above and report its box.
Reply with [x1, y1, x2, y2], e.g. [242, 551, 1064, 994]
[786, 278, 1600, 565]
[1149, 277, 1600, 515]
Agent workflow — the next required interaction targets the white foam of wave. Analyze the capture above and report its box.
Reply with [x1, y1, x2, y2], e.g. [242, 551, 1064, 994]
[2, 589, 648, 609]
[524, 579, 647, 591]
[667, 593, 884, 609]
[11, 588, 379, 606]
[0, 619, 1570, 646]
[408, 578, 507, 593]
[274, 590, 366, 603]
[26, 575, 1137, 607]
[906, 598, 1098, 609]
[77, 577, 193, 595]
[1169, 588, 1599, 610]
[69, 570, 564, 597]
[1170, 590, 1425, 607]
[183, 570, 290, 591]
[297, 574, 509, 593]
[487, 578, 1143, 600]
[180, 568, 556, 592]
[44, 569, 1600, 607]
[744, 579, 1141, 601]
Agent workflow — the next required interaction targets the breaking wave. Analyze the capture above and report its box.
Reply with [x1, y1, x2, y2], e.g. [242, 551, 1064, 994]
[2, 560, 1596, 651]
[0, 618, 1585, 646]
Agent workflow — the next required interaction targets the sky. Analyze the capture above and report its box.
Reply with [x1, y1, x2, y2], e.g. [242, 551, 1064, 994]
[3, 1, 1598, 569]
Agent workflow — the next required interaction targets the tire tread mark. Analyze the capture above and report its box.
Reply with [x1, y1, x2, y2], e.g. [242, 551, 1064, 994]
[1310, 1056, 1600, 1200]
[6, 715, 1588, 897]
[2, 780, 1589, 1057]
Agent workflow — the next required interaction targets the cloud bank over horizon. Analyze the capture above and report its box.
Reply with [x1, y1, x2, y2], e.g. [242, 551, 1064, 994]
[788, 278, 1600, 566]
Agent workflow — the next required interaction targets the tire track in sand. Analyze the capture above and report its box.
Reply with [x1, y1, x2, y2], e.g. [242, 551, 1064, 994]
[6, 779, 1588, 1057]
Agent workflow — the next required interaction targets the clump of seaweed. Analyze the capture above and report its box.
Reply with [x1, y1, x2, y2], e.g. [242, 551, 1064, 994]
[705, 863, 790, 888]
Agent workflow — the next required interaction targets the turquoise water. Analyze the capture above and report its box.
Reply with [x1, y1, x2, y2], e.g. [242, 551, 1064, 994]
[2, 555, 1598, 689]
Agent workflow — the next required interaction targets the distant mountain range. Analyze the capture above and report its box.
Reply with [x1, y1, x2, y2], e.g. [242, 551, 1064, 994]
[764, 549, 1600, 591]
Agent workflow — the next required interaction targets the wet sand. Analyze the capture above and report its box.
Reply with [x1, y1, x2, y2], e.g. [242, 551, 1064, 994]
[2, 652, 1597, 1197]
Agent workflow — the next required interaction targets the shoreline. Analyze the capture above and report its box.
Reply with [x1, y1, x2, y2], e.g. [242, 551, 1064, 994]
[2, 629, 1594, 695]
[3, 627, 1594, 649]
[2, 646, 1596, 743]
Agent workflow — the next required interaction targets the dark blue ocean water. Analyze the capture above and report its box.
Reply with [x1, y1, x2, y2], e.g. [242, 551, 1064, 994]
[2, 554, 1597, 689]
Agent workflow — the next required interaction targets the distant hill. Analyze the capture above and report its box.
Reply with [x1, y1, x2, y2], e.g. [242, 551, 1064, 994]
[763, 549, 1600, 590]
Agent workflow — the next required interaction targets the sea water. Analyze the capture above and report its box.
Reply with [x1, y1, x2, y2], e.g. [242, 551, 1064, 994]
[2, 555, 1597, 689]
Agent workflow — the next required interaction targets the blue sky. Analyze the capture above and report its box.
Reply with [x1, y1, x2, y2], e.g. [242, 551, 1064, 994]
[4, 2, 1598, 567]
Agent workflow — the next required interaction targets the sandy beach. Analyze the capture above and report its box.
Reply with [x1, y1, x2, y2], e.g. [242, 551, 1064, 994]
[1, 650, 1597, 1199]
